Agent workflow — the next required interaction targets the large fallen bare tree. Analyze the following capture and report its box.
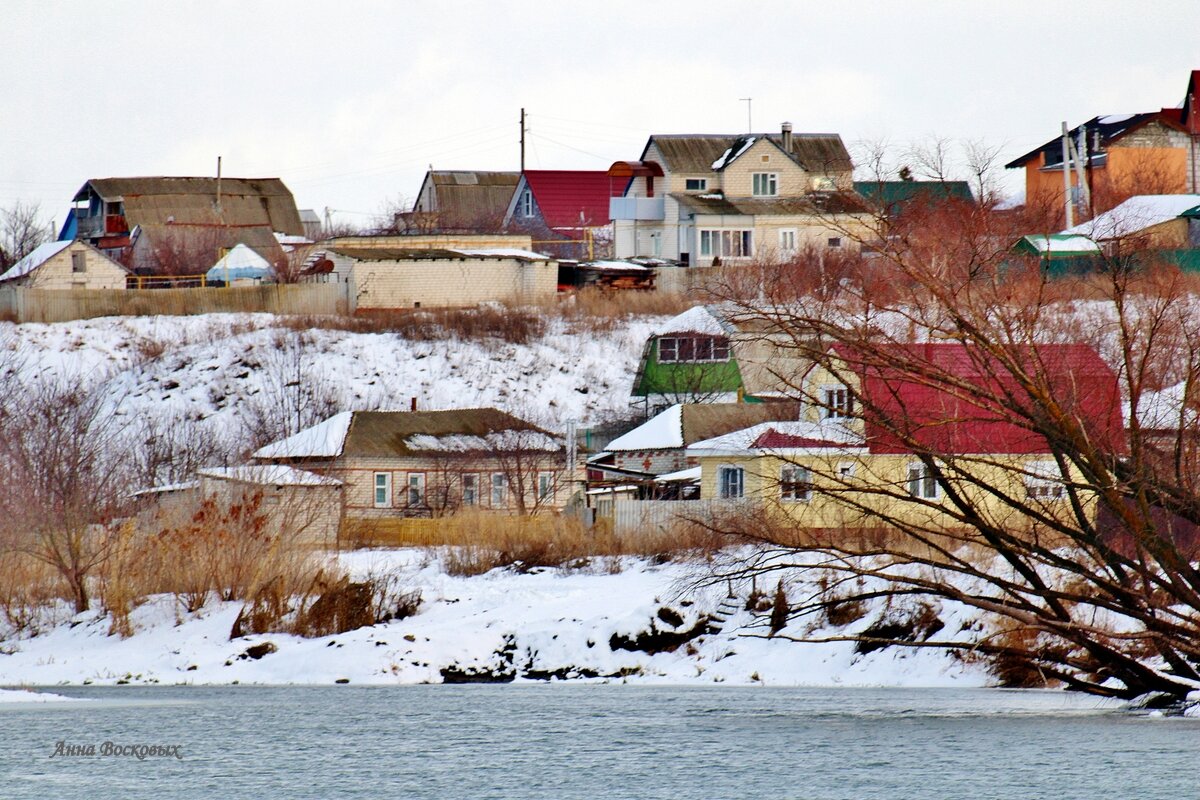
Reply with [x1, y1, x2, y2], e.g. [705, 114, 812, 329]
[703, 192, 1200, 701]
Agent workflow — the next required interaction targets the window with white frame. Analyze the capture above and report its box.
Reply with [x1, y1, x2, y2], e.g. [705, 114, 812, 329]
[520, 190, 534, 218]
[685, 178, 707, 192]
[718, 465, 745, 499]
[657, 335, 731, 364]
[752, 173, 778, 196]
[407, 473, 426, 506]
[907, 462, 940, 499]
[491, 472, 507, 507]
[779, 229, 797, 253]
[538, 471, 555, 502]
[821, 385, 854, 420]
[373, 472, 392, 508]
[780, 465, 811, 502]
[1025, 461, 1066, 499]
[699, 229, 753, 258]
[462, 473, 478, 506]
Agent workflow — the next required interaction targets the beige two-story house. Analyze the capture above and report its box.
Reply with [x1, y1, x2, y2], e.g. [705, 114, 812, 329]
[609, 123, 870, 266]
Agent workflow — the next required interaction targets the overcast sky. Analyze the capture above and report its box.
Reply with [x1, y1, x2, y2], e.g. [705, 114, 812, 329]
[3, 1, 1196, 229]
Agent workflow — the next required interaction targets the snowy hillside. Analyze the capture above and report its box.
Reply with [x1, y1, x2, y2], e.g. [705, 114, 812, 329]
[0, 311, 662, 462]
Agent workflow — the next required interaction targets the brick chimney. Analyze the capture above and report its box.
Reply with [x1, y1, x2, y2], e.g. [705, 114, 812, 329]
[781, 121, 794, 153]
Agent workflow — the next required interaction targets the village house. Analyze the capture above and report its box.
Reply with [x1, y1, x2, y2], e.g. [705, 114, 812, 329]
[630, 305, 815, 413]
[253, 409, 567, 521]
[1006, 70, 1200, 224]
[685, 342, 1124, 535]
[501, 170, 617, 259]
[64, 176, 305, 275]
[1059, 194, 1200, 253]
[608, 123, 871, 265]
[0, 239, 128, 289]
[405, 170, 521, 233]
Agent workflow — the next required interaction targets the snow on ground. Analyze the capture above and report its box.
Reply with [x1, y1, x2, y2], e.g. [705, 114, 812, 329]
[0, 550, 991, 688]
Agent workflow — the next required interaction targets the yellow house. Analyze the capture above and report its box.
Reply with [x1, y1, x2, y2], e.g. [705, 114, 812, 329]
[686, 342, 1125, 535]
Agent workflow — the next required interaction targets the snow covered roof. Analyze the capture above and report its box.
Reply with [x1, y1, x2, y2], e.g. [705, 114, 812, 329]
[608, 405, 684, 450]
[652, 305, 728, 337]
[254, 412, 354, 459]
[607, 402, 806, 452]
[206, 243, 273, 281]
[198, 465, 342, 487]
[687, 420, 864, 455]
[1125, 383, 1198, 430]
[0, 240, 71, 282]
[1019, 234, 1100, 254]
[1061, 195, 1200, 240]
[450, 248, 549, 261]
[578, 260, 651, 272]
[654, 466, 701, 483]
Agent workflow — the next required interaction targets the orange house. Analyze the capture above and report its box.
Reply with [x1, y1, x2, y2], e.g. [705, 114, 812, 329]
[1007, 70, 1200, 226]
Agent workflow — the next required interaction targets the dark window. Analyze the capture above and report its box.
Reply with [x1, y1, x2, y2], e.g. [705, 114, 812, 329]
[658, 335, 731, 364]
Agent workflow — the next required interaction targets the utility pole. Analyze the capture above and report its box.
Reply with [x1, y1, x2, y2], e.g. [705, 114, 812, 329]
[740, 97, 753, 132]
[1061, 122, 1073, 228]
[216, 155, 223, 215]
[520, 108, 526, 172]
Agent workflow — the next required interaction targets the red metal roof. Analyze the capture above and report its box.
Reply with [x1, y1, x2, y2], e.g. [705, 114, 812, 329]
[829, 343, 1124, 456]
[751, 429, 850, 449]
[522, 171, 617, 235]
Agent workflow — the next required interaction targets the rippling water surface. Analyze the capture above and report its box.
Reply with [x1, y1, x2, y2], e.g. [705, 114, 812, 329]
[2, 685, 1195, 799]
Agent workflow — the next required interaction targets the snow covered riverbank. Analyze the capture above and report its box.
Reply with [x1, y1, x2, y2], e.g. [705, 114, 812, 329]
[0, 550, 991, 688]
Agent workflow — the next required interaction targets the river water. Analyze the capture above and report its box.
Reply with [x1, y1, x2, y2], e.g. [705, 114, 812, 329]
[2, 685, 1195, 799]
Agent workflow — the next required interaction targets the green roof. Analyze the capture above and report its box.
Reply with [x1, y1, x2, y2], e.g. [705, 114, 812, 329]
[853, 180, 974, 209]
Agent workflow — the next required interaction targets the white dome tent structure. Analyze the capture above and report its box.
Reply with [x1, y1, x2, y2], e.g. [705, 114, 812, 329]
[205, 243, 274, 285]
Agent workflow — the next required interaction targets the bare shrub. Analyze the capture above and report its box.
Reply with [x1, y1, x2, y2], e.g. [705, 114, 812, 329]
[408, 510, 728, 576]
[242, 331, 341, 449]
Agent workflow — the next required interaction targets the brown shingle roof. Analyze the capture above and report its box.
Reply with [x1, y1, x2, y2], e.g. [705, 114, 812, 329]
[342, 409, 558, 458]
[648, 133, 852, 175]
[672, 191, 871, 215]
[79, 177, 304, 235]
[679, 402, 801, 445]
[425, 171, 520, 229]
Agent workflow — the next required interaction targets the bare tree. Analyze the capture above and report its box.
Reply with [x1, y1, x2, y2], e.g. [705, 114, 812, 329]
[701, 197, 1200, 702]
[0, 379, 133, 613]
[243, 331, 341, 451]
[0, 200, 50, 271]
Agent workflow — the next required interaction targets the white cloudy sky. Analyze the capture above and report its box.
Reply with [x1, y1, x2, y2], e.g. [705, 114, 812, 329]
[3, 1, 1196, 228]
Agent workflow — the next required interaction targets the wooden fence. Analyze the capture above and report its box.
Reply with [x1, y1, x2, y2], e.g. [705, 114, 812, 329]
[0, 283, 343, 324]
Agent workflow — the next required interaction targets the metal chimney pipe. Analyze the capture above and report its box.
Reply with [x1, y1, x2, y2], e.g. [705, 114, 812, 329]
[781, 122, 793, 153]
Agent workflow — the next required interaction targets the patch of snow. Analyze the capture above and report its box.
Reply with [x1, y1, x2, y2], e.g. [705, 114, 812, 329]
[1097, 113, 1136, 126]
[608, 404, 683, 450]
[654, 466, 701, 483]
[711, 147, 733, 170]
[404, 431, 561, 453]
[254, 412, 354, 459]
[197, 465, 342, 487]
[652, 305, 725, 336]
[0, 688, 78, 703]
[1024, 235, 1100, 254]
[688, 420, 864, 454]
[580, 260, 650, 272]
[0, 240, 72, 282]
[451, 248, 550, 261]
